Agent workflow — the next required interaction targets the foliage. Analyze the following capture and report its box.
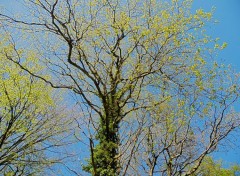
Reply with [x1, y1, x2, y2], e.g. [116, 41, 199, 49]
[0, 0, 240, 175]
[0, 38, 70, 175]
[194, 156, 240, 176]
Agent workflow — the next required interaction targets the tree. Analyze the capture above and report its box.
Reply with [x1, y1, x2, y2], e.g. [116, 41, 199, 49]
[0, 37, 72, 175]
[194, 156, 240, 176]
[0, 0, 240, 175]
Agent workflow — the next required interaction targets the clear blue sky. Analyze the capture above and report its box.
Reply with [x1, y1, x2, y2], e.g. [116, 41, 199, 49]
[194, 0, 240, 69]
[1, 0, 240, 172]
[193, 0, 240, 165]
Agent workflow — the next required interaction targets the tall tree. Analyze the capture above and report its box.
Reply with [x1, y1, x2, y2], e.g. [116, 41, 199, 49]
[0, 37, 72, 175]
[0, 0, 240, 175]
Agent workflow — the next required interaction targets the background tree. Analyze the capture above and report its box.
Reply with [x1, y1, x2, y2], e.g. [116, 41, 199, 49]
[0, 36, 73, 175]
[193, 156, 240, 176]
[0, 0, 240, 175]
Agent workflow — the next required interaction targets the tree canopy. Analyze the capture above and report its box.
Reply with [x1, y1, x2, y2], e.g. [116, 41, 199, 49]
[194, 156, 240, 176]
[0, 0, 240, 175]
[0, 36, 73, 175]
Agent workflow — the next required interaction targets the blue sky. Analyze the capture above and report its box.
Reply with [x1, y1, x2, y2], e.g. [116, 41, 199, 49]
[193, 0, 240, 165]
[194, 0, 240, 69]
